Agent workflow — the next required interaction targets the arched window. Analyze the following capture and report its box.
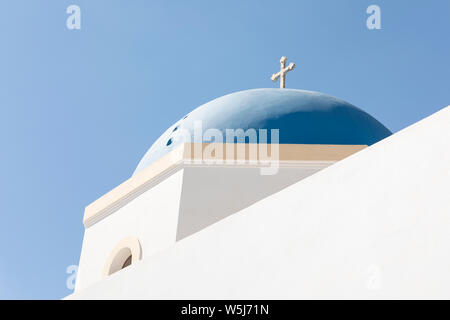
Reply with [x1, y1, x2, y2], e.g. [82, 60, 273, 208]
[122, 255, 132, 269]
[102, 237, 142, 279]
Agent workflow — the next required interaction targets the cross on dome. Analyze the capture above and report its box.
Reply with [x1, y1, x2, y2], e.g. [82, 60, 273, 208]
[271, 56, 295, 88]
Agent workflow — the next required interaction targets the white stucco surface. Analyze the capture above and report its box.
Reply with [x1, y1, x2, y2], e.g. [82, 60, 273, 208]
[176, 166, 326, 240]
[76, 158, 332, 291]
[75, 170, 184, 291]
[70, 106, 450, 299]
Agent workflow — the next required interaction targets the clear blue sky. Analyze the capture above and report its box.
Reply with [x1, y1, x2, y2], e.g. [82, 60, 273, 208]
[0, 0, 448, 299]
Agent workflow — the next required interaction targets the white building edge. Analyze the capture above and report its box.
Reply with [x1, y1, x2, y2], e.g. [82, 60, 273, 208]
[67, 94, 450, 299]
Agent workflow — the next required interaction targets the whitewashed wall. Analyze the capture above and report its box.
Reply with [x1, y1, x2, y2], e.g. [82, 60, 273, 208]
[177, 166, 323, 240]
[71, 106, 450, 299]
[75, 170, 184, 291]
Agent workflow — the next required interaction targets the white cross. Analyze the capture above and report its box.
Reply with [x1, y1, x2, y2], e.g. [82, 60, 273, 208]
[271, 56, 295, 88]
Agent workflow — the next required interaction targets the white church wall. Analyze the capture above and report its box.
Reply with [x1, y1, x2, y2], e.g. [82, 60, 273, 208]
[177, 165, 327, 240]
[68, 106, 450, 299]
[75, 169, 185, 292]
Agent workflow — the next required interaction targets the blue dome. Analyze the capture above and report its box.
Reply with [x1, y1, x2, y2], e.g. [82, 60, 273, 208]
[134, 88, 391, 175]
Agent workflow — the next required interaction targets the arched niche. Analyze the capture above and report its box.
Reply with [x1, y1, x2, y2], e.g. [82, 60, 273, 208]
[102, 236, 142, 279]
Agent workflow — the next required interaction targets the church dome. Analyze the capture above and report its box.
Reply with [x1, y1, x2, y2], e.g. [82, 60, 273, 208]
[134, 88, 391, 175]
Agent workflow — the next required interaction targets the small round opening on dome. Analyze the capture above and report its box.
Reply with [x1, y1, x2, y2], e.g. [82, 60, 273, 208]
[166, 138, 173, 146]
[172, 126, 179, 132]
